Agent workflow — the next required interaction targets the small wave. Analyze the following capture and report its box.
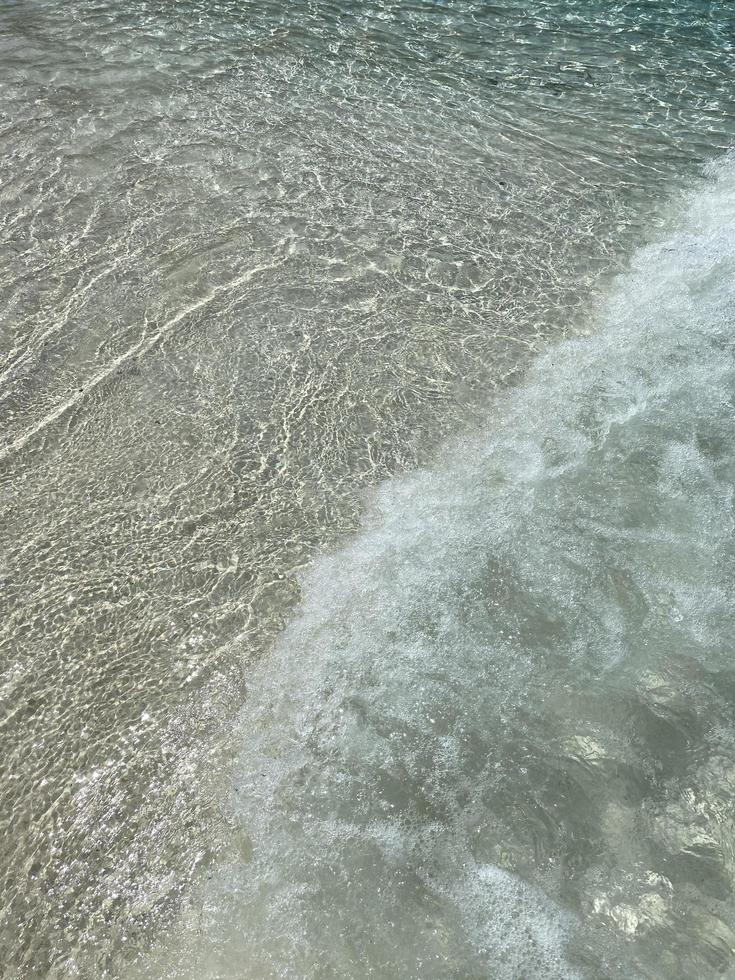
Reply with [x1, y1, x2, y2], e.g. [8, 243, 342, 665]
[135, 159, 735, 979]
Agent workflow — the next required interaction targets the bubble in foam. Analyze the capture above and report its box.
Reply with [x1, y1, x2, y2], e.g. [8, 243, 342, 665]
[437, 865, 579, 980]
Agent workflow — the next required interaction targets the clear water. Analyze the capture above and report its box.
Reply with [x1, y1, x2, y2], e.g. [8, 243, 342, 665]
[133, 158, 735, 980]
[1, 1, 734, 978]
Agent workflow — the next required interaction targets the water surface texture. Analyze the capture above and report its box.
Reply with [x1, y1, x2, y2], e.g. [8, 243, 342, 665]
[1, 1, 734, 977]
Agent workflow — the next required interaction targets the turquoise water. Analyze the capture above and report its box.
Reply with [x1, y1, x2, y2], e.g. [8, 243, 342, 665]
[1, 1, 734, 977]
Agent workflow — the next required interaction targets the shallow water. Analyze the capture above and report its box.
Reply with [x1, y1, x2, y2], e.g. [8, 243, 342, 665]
[1, 1, 734, 977]
[132, 157, 735, 980]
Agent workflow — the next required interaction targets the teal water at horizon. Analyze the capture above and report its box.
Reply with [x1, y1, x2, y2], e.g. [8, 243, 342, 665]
[1, 2, 734, 977]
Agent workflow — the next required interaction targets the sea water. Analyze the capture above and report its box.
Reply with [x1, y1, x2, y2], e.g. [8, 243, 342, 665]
[1, 1, 734, 977]
[131, 155, 735, 980]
